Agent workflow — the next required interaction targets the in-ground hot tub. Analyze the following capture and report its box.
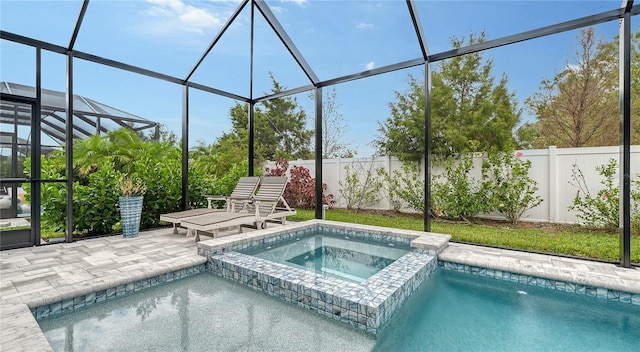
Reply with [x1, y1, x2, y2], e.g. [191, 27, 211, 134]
[197, 220, 451, 334]
[239, 229, 411, 283]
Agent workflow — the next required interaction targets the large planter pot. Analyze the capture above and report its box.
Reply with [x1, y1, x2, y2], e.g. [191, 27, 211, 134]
[119, 196, 143, 238]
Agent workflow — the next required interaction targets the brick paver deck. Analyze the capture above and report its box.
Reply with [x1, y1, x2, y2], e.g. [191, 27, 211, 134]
[1, 224, 639, 351]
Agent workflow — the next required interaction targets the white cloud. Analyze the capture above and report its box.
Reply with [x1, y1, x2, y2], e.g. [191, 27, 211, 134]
[356, 22, 374, 30]
[270, 6, 285, 14]
[281, 0, 308, 6]
[140, 0, 223, 35]
[365, 61, 375, 70]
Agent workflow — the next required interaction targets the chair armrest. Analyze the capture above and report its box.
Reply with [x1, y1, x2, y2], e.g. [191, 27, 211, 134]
[205, 195, 228, 209]
[205, 195, 227, 200]
[229, 197, 255, 201]
[251, 197, 278, 203]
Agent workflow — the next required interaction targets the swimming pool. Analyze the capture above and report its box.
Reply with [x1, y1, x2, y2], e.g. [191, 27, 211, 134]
[375, 269, 640, 351]
[38, 273, 376, 352]
[37, 268, 640, 352]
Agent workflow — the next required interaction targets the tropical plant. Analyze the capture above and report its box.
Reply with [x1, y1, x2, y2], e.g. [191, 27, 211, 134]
[24, 128, 220, 236]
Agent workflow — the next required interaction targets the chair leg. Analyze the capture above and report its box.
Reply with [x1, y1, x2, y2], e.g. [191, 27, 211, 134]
[173, 223, 178, 234]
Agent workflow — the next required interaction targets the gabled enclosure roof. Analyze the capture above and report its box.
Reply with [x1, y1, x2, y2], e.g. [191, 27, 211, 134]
[0, 82, 159, 144]
[2, 1, 638, 104]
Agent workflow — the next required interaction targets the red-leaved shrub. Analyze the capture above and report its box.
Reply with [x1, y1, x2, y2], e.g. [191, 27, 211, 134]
[264, 158, 335, 209]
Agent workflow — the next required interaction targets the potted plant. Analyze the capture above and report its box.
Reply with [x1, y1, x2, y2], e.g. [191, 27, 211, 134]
[118, 175, 147, 238]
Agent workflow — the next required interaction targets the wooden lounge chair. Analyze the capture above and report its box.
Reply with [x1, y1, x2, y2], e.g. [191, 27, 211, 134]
[245, 176, 297, 225]
[181, 176, 297, 242]
[159, 176, 260, 234]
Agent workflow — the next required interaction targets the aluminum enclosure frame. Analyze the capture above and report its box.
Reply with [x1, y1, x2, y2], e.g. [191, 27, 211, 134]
[0, 0, 637, 267]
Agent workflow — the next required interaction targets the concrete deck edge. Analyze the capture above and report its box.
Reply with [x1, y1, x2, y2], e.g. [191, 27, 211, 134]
[438, 242, 640, 294]
[0, 303, 53, 352]
[2, 255, 208, 308]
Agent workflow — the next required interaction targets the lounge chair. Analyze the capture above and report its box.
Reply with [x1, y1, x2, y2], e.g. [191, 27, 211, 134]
[245, 176, 296, 225]
[181, 176, 297, 242]
[159, 176, 260, 234]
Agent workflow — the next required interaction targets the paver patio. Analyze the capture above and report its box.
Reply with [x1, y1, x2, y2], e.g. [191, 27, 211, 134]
[1, 223, 639, 351]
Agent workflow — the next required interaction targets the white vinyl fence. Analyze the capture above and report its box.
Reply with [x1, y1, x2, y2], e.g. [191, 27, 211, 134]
[264, 145, 640, 224]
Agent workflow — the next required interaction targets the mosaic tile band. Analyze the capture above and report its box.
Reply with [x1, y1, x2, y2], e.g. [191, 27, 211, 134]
[439, 261, 640, 305]
[208, 250, 437, 334]
[33, 264, 206, 320]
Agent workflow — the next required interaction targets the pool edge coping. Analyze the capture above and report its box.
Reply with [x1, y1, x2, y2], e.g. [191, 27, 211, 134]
[438, 242, 640, 296]
[196, 219, 452, 255]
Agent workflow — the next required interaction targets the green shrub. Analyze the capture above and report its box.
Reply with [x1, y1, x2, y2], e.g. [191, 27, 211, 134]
[482, 151, 542, 223]
[431, 155, 487, 221]
[379, 162, 424, 214]
[339, 159, 384, 211]
[570, 158, 640, 231]
[25, 129, 243, 236]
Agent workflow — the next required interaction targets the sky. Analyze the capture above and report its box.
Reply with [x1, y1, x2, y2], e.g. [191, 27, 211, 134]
[0, 0, 630, 157]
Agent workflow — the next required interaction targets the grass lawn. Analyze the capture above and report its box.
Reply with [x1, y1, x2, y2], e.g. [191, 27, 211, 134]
[289, 208, 640, 264]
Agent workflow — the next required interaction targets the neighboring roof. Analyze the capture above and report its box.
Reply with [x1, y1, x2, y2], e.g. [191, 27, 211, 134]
[0, 82, 159, 145]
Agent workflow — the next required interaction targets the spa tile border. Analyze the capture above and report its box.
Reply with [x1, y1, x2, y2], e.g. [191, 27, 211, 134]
[439, 261, 640, 305]
[33, 264, 206, 320]
[197, 220, 451, 258]
[197, 221, 451, 334]
[208, 251, 437, 335]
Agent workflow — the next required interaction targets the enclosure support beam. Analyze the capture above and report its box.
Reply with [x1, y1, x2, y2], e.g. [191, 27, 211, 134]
[406, 0, 430, 61]
[423, 63, 432, 232]
[248, 103, 255, 176]
[33, 48, 42, 246]
[248, 2, 255, 177]
[430, 6, 640, 62]
[315, 87, 324, 219]
[254, 0, 319, 85]
[185, 0, 250, 82]
[65, 52, 74, 243]
[68, 0, 89, 51]
[619, 8, 632, 268]
[181, 85, 189, 210]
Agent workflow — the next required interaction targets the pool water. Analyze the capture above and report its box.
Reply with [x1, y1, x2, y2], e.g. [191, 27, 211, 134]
[375, 269, 640, 351]
[286, 245, 396, 282]
[38, 269, 640, 352]
[38, 273, 375, 352]
[239, 233, 409, 282]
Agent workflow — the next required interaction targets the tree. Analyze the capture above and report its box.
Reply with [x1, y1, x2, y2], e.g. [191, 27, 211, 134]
[190, 133, 247, 180]
[627, 30, 640, 144]
[514, 121, 541, 150]
[524, 28, 619, 148]
[375, 31, 521, 161]
[309, 86, 355, 158]
[227, 73, 313, 163]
